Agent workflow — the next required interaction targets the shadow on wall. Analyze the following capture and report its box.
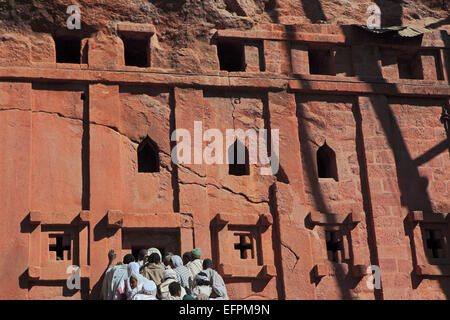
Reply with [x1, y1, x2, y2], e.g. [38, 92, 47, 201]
[339, 25, 450, 298]
[300, 0, 327, 23]
[294, 86, 368, 299]
[374, 0, 403, 27]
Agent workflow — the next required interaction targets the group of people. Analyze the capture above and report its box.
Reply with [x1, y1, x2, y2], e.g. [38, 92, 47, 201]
[101, 247, 229, 300]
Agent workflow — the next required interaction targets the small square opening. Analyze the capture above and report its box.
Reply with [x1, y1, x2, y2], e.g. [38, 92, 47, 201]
[54, 35, 82, 64]
[309, 48, 335, 75]
[49, 234, 71, 261]
[425, 229, 447, 260]
[120, 34, 150, 68]
[217, 41, 245, 72]
[233, 232, 254, 259]
[398, 53, 424, 80]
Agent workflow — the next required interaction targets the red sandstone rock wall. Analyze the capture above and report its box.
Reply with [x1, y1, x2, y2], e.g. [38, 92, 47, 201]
[0, 1, 449, 300]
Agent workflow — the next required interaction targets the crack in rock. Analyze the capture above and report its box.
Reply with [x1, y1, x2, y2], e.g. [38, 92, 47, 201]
[281, 241, 300, 271]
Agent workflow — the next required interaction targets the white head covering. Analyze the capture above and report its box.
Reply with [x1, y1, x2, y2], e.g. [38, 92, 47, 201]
[141, 278, 157, 297]
[204, 268, 229, 300]
[126, 262, 142, 299]
[195, 273, 209, 283]
[126, 262, 157, 299]
[127, 262, 140, 278]
[146, 248, 162, 261]
[171, 255, 183, 267]
[163, 269, 177, 281]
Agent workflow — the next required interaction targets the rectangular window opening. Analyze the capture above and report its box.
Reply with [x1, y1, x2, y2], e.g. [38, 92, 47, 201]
[217, 40, 245, 72]
[309, 48, 336, 75]
[120, 34, 151, 68]
[398, 52, 424, 80]
[54, 35, 82, 64]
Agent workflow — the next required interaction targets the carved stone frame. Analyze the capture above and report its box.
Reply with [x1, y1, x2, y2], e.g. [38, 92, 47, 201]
[211, 212, 276, 279]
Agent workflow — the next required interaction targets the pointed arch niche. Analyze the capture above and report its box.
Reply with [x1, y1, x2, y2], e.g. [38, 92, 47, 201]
[137, 136, 160, 173]
[316, 141, 338, 181]
[228, 139, 250, 176]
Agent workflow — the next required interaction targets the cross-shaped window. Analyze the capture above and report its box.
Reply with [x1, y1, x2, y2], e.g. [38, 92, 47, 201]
[49, 235, 71, 261]
[326, 231, 343, 262]
[426, 229, 446, 259]
[234, 233, 253, 259]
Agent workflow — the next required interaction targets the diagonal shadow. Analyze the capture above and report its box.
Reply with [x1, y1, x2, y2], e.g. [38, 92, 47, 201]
[373, 0, 403, 27]
[283, 19, 359, 300]
[295, 91, 374, 300]
[426, 17, 450, 30]
[300, 0, 326, 23]
[339, 23, 450, 298]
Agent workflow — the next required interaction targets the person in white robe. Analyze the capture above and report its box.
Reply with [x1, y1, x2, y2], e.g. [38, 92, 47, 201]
[101, 250, 135, 300]
[191, 272, 212, 298]
[186, 248, 203, 280]
[203, 258, 229, 300]
[158, 269, 186, 300]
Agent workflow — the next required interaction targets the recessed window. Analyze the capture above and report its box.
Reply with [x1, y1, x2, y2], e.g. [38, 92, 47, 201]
[121, 34, 150, 67]
[309, 48, 335, 75]
[54, 35, 82, 63]
[49, 234, 71, 261]
[326, 231, 343, 263]
[228, 139, 249, 176]
[217, 41, 245, 72]
[425, 229, 446, 259]
[234, 233, 254, 259]
[138, 137, 160, 173]
[317, 142, 338, 181]
[398, 54, 423, 79]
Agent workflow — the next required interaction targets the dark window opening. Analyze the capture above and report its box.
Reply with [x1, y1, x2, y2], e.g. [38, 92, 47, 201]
[398, 54, 424, 79]
[264, 0, 277, 11]
[131, 247, 165, 262]
[426, 229, 446, 259]
[121, 34, 150, 67]
[309, 48, 335, 75]
[228, 140, 249, 176]
[49, 235, 71, 261]
[317, 142, 338, 181]
[234, 233, 254, 259]
[138, 137, 160, 173]
[54, 35, 81, 63]
[326, 231, 343, 263]
[131, 247, 145, 262]
[217, 41, 245, 72]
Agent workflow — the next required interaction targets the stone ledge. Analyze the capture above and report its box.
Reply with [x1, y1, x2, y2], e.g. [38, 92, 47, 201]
[214, 212, 273, 227]
[29, 211, 90, 225]
[28, 264, 90, 281]
[216, 27, 448, 49]
[308, 211, 361, 226]
[0, 66, 448, 97]
[106, 210, 189, 229]
[218, 263, 276, 279]
[408, 211, 449, 223]
[415, 264, 450, 277]
[116, 23, 156, 35]
[312, 264, 328, 279]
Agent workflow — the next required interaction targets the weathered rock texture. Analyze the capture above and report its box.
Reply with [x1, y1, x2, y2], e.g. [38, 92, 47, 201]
[0, 1, 449, 299]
